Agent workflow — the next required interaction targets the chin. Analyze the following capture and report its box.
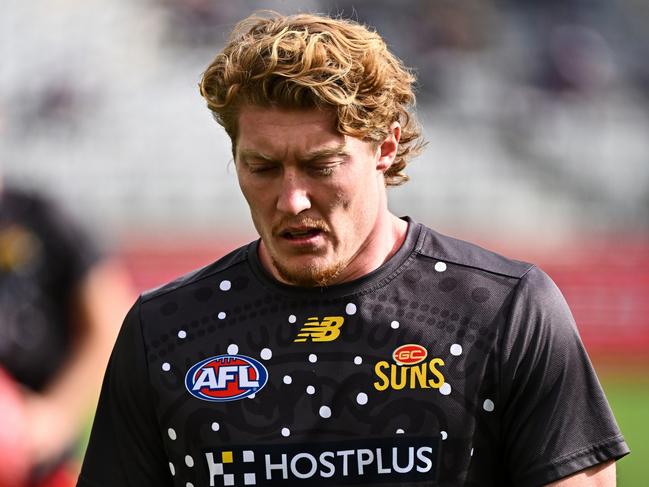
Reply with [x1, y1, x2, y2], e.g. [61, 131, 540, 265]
[272, 256, 346, 287]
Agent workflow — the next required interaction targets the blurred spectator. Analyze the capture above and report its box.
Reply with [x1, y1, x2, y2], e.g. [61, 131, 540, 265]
[158, 0, 319, 48]
[159, 0, 237, 47]
[0, 181, 134, 486]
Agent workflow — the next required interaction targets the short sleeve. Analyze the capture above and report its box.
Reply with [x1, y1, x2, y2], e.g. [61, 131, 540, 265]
[499, 266, 629, 486]
[77, 298, 173, 487]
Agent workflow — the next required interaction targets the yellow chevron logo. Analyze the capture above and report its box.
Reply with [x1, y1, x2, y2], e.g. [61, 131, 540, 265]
[294, 316, 344, 342]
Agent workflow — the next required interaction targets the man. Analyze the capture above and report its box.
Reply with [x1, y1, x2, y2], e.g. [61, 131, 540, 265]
[77, 12, 629, 487]
[0, 183, 133, 487]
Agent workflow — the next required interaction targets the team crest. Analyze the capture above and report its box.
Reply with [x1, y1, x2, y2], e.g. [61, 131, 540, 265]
[185, 354, 268, 402]
[374, 345, 445, 392]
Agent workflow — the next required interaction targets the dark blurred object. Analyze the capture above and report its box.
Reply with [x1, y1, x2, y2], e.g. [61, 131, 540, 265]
[0, 185, 133, 486]
[498, 0, 649, 98]
[0, 188, 99, 390]
[158, 0, 241, 46]
[321, 0, 495, 103]
[12, 80, 90, 138]
[539, 24, 615, 94]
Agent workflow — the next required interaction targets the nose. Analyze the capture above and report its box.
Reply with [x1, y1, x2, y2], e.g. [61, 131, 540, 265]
[276, 168, 311, 215]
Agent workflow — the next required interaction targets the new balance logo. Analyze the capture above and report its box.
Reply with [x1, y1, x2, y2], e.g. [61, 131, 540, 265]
[294, 316, 344, 343]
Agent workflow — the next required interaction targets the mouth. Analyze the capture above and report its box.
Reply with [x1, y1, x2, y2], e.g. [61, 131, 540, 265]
[280, 227, 324, 241]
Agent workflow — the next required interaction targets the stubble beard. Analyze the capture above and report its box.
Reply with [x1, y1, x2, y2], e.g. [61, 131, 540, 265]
[271, 254, 348, 287]
[265, 215, 349, 287]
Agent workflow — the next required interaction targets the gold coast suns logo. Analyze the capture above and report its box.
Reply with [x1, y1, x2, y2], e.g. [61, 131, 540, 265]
[294, 316, 344, 343]
[373, 344, 445, 391]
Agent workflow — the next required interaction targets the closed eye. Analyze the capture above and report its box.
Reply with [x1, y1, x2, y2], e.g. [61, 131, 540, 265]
[238, 150, 279, 175]
[248, 164, 279, 174]
[310, 166, 334, 176]
[308, 160, 343, 177]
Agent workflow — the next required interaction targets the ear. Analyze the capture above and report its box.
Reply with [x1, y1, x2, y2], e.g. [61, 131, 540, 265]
[376, 121, 401, 172]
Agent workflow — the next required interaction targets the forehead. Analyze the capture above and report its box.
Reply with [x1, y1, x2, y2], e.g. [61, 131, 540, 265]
[236, 105, 345, 155]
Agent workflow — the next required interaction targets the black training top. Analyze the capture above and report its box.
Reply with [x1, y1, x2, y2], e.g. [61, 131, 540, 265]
[78, 218, 628, 487]
[0, 187, 101, 391]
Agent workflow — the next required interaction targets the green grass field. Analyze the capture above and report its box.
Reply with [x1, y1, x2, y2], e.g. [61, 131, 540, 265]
[600, 372, 649, 487]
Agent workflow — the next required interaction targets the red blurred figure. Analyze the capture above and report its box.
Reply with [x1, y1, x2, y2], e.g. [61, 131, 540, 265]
[0, 186, 133, 487]
[0, 367, 29, 487]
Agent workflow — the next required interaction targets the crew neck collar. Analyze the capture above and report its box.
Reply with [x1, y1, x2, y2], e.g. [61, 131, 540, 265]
[246, 216, 423, 298]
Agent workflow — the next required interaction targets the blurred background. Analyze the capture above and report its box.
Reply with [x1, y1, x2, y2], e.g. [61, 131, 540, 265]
[1, 0, 647, 484]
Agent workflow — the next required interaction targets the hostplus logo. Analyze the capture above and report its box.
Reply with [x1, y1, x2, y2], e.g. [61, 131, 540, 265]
[293, 316, 344, 343]
[205, 437, 439, 486]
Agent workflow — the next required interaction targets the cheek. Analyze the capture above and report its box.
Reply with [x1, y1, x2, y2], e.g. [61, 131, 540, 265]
[239, 178, 271, 214]
[335, 178, 367, 211]
[333, 188, 349, 210]
[327, 178, 365, 214]
[248, 196, 274, 221]
[341, 179, 380, 220]
[240, 188, 258, 214]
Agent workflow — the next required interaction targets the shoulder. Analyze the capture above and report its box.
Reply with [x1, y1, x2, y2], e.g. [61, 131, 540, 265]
[140, 243, 252, 304]
[408, 223, 563, 322]
[414, 224, 534, 280]
[416, 226, 570, 327]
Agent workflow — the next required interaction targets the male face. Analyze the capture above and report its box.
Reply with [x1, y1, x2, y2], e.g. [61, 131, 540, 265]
[235, 105, 396, 287]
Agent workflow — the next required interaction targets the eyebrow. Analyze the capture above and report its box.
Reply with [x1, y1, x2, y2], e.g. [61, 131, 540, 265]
[301, 143, 349, 163]
[237, 149, 275, 162]
[237, 143, 350, 164]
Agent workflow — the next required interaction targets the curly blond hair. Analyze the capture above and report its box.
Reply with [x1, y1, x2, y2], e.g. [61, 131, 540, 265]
[199, 12, 424, 186]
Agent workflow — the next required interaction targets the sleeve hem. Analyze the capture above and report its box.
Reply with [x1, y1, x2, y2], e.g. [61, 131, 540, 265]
[514, 434, 630, 487]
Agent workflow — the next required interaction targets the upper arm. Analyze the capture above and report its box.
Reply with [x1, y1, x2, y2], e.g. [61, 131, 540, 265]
[500, 267, 629, 485]
[72, 258, 134, 344]
[546, 460, 616, 486]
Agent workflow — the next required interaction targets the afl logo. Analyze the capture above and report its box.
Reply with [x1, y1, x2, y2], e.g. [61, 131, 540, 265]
[392, 344, 428, 365]
[185, 354, 268, 402]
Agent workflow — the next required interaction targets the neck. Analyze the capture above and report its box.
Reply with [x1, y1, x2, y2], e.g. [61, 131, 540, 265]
[319, 211, 408, 285]
[353, 212, 408, 274]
